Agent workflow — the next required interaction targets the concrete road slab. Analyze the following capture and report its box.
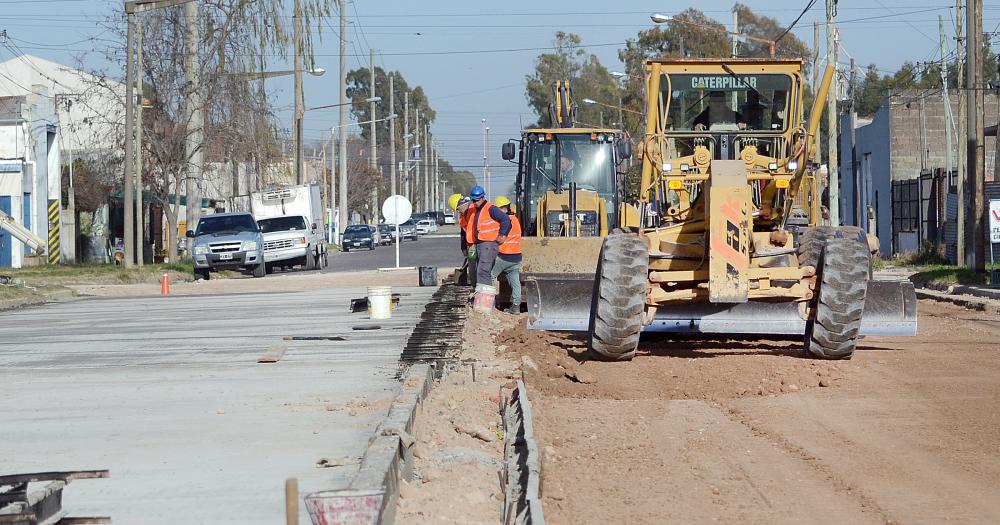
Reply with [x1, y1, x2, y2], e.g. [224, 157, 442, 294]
[0, 286, 436, 524]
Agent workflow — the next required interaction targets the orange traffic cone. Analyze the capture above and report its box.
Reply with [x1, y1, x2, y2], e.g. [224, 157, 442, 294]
[161, 272, 170, 295]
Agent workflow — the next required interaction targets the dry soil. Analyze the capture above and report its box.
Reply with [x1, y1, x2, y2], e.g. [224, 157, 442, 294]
[498, 300, 1000, 524]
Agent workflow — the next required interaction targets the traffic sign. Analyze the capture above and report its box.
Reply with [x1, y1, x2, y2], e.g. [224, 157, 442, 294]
[381, 195, 412, 226]
[989, 200, 1000, 244]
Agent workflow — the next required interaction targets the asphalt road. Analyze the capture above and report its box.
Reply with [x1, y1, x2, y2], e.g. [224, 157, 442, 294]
[324, 232, 463, 273]
[0, 285, 436, 524]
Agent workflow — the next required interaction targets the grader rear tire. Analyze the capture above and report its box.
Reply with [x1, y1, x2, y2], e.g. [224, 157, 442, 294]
[588, 234, 648, 361]
[805, 235, 870, 359]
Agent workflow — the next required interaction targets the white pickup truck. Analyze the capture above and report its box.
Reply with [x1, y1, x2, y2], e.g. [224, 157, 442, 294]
[251, 183, 328, 273]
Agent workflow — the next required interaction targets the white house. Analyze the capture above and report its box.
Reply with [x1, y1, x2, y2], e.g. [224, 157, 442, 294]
[0, 88, 60, 268]
[0, 54, 124, 155]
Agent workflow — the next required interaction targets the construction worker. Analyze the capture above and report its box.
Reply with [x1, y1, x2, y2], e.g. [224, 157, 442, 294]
[449, 193, 475, 286]
[466, 185, 511, 291]
[491, 196, 522, 314]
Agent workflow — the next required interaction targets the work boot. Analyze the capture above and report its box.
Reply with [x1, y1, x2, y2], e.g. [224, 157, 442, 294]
[505, 305, 521, 315]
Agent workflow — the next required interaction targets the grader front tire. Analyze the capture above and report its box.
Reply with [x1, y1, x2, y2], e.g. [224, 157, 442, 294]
[805, 236, 870, 360]
[588, 234, 649, 361]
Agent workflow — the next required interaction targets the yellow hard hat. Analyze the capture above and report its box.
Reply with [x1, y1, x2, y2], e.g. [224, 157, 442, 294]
[494, 196, 511, 208]
[447, 193, 462, 211]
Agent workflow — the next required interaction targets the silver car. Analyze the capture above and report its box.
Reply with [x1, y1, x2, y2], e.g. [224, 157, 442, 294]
[188, 213, 265, 280]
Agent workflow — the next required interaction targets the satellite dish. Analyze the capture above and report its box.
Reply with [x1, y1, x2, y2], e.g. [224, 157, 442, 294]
[381, 195, 412, 226]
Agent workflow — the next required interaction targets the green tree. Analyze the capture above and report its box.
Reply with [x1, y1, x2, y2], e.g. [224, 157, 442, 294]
[524, 32, 622, 129]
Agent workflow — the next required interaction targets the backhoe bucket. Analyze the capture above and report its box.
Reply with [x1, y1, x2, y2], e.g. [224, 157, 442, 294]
[526, 276, 917, 337]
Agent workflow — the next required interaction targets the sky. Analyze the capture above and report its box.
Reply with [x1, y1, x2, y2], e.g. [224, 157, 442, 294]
[1, 0, 998, 198]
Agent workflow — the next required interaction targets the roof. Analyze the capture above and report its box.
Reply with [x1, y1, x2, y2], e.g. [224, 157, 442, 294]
[521, 128, 623, 135]
[0, 54, 121, 97]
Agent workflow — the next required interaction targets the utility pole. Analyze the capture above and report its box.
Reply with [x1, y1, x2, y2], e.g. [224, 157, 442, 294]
[731, 7, 739, 58]
[389, 74, 396, 199]
[337, 0, 348, 229]
[940, 15, 954, 247]
[433, 143, 438, 210]
[414, 111, 421, 209]
[293, 0, 303, 185]
[403, 91, 409, 200]
[812, 21, 822, 165]
[956, 0, 967, 264]
[184, 0, 203, 256]
[482, 118, 488, 195]
[485, 123, 491, 198]
[369, 48, 377, 222]
[968, 0, 986, 271]
[826, 0, 840, 225]
[123, 12, 136, 267]
[850, 59, 860, 228]
[423, 123, 429, 211]
[135, 19, 144, 266]
[328, 131, 335, 241]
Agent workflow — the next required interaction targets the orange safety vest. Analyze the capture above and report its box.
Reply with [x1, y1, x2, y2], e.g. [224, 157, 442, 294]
[498, 215, 522, 255]
[472, 202, 501, 242]
[461, 208, 476, 244]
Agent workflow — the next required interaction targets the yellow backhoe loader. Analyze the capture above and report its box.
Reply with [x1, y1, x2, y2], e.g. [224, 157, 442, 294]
[500, 80, 636, 312]
[527, 58, 917, 361]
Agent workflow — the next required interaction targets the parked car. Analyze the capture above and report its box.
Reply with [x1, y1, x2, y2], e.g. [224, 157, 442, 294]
[341, 224, 376, 251]
[188, 212, 265, 280]
[428, 211, 446, 225]
[398, 219, 419, 241]
[377, 224, 394, 245]
[443, 212, 455, 225]
[416, 219, 438, 235]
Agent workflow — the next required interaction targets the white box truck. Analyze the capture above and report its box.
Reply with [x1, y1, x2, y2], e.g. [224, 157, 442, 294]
[251, 183, 328, 273]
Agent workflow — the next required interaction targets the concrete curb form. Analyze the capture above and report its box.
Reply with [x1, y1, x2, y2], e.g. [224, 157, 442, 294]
[501, 380, 545, 525]
[304, 363, 433, 525]
[916, 288, 1000, 315]
[923, 282, 1000, 301]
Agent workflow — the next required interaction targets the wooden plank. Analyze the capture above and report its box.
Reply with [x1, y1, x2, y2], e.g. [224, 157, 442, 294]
[0, 472, 108, 486]
[256, 345, 287, 364]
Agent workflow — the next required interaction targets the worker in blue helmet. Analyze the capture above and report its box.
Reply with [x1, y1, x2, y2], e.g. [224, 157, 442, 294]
[464, 185, 511, 292]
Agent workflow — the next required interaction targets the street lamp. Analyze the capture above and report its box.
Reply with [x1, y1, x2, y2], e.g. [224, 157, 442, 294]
[650, 11, 775, 57]
[328, 113, 398, 131]
[232, 67, 326, 81]
[230, 66, 325, 186]
[307, 96, 380, 112]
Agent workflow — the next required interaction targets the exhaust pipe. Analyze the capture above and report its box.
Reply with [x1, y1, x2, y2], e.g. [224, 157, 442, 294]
[568, 182, 577, 237]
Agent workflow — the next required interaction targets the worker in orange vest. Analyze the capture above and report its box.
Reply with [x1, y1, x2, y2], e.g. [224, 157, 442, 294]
[491, 196, 522, 314]
[449, 194, 476, 286]
[466, 185, 511, 290]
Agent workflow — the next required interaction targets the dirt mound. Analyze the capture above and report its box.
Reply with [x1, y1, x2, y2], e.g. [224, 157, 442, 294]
[497, 318, 854, 401]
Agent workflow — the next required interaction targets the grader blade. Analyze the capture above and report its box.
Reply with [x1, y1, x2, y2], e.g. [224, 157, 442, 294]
[526, 276, 917, 337]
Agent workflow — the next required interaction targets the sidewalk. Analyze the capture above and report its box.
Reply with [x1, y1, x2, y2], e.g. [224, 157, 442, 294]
[876, 267, 1000, 314]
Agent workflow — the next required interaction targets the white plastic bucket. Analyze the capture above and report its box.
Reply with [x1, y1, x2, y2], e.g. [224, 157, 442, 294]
[473, 284, 497, 312]
[368, 286, 392, 319]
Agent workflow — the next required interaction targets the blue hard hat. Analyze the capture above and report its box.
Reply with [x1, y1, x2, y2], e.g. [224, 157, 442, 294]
[469, 185, 486, 199]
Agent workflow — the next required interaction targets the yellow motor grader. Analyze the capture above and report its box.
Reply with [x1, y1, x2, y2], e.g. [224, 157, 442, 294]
[527, 58, 917, 361]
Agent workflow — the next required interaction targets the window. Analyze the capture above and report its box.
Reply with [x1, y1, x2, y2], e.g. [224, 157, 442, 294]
[195, 214, 259, 235]
[258, 216, 307, 233]
[663, 73, 793, 133]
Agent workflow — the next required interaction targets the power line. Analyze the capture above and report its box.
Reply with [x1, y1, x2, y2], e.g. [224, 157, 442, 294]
[774, 0, 819, 44]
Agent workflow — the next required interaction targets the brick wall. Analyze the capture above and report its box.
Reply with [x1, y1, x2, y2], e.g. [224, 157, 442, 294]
[888, 90, 998, 182]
